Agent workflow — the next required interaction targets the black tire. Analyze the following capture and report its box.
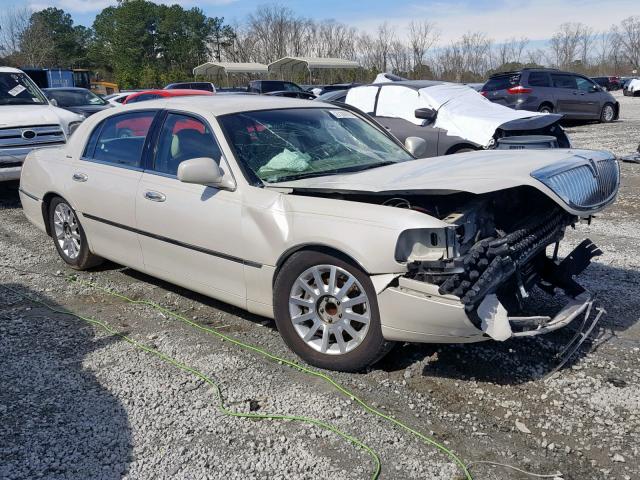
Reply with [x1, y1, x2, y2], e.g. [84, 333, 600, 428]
[48, 196, 102, 270]
[600, 103, 615, 123]
[273, 251, 393, 372]
[538, 104, 553, 114]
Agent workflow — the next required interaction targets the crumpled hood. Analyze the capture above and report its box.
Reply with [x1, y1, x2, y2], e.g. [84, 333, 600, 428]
[0, 104, 83, 132]
[271, 149, 618, 215]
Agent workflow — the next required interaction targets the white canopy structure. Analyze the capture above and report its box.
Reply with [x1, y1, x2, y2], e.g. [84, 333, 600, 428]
[193, 62, 269, 77]
[268, 57, 360, 76]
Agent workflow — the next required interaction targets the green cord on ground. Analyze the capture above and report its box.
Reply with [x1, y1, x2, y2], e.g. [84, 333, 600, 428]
[66, 275, 472, 480]
[0, 283, 382, 480]
[0, 267, 473, 479]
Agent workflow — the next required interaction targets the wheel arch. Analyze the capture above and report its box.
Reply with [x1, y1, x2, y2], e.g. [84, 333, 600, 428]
[538, 101, 554, 112]
[445, 143, 478, 155]
[273, 243, 369, 286]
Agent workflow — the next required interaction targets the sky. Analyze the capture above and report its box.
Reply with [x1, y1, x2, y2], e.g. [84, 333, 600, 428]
[2, 0, 638, 43]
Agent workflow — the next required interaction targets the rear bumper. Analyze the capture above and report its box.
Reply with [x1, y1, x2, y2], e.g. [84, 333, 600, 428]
[378, 276, 592, 343]
[18, 188, 47, 234]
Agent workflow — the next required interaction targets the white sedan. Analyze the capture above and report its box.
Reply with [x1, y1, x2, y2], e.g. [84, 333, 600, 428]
[19, 95, 619, 371]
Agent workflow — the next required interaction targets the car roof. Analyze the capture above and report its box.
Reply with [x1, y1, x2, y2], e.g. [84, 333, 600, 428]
[119, 94, 329, 116]
[375, 80, 450, 90]
[129, 89, 213, 97]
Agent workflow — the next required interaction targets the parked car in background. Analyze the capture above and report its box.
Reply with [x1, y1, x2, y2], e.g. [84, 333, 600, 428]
[0, 67, 83, 181]
[19, 95, 619, 371]
[314, 89, 348, 103]
[248, 80, 315, 99]
[165, 81, 216, 93]
[623, 78, 640, 97]
[482, 68, 619, 122]
[103, 90, 142, 106]
[465, 82, 484, 92]
[591, 76, 621, 91]
[123, 89, 214, 104]
[345, 81, 570, 157]
[43, 87, 113, 118]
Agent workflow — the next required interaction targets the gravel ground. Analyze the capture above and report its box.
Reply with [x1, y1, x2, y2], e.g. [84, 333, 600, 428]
[1, 91, 639, 480]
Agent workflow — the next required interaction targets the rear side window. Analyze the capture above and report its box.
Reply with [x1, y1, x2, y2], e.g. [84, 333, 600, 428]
[527, 72, 550, 87]
[152, 113, 221, 176]
[551, 74, 577, 89]
[191, 82, 214, 92]
[261, 82, 285, 93]
[84, 111, 157, 168]
[483, 74, 520, 91]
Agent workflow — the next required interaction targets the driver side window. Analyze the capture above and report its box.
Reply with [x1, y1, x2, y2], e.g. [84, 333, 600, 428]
[152, 113, 222, 176]
[576, 76, 596, 92]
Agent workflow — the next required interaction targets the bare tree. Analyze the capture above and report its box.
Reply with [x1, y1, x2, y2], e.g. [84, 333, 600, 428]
[18, 16, 54, 67]
[374, 22, 395, 72]
[493, 37, 529, 68]
[407, 20, 439, 74]
[549, 23, 589, 69]
[0, 7, 31, 58]
[388, 40, 411, 75]
[612, 16, 640, 70]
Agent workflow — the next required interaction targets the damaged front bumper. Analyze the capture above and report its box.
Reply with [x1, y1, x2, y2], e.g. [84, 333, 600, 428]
[377, 276, 593, 343]
[377, 235, 602, 344]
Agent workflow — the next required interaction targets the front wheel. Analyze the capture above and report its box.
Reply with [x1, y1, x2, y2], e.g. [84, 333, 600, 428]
[600, 103, 615, 123]
[48, 197, 102, 270]
[273, 251, 392, 371]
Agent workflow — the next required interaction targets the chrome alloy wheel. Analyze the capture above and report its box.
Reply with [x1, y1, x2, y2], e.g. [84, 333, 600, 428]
[603, 104, 615, 122]
[53, 203, 81, 260]
[289, 265, 371, 355]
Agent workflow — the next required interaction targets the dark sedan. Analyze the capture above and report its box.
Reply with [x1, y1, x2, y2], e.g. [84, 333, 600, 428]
[43, 87, 112, 117]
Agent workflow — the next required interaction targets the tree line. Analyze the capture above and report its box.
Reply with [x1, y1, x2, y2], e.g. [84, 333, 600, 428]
[0, 1, 638, 88]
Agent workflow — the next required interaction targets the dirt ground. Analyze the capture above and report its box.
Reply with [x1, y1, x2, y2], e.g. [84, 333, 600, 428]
[1, 91, 639, 480]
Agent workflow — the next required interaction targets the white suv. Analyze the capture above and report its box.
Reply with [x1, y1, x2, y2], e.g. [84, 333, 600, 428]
[0, 67, 83, 181]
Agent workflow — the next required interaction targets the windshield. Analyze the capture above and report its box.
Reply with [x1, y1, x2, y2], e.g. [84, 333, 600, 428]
[0, 72, 48, 105]
[218, 107, 413, 183]
[45, 89, 107, 107]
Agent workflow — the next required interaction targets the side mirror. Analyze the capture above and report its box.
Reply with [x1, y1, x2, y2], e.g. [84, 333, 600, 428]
[177, 157, 235, 190]
[414, 107, 437, 121]
[49, 98, 58, 107]
[404, 137, 427, 157]
[589, 85, 600, 93]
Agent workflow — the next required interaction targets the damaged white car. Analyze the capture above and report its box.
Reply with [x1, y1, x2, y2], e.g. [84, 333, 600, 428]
[19, 96, 619, 371]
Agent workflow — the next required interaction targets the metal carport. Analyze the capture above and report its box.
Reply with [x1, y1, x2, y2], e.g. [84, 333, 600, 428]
[268, 57, 360, 80]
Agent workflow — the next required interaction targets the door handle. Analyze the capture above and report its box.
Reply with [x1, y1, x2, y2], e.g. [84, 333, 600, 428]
[72, 172, 88, 182]
[144, 191, 166, 202]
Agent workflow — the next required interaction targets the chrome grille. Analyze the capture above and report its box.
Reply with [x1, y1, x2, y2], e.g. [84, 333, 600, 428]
[0, 125, 66, 149]
[531, 154, 619, 211]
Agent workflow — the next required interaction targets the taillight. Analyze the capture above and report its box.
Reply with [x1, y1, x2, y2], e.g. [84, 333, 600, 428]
[480, 91, 488, 97]
[506, 85, 532, 94]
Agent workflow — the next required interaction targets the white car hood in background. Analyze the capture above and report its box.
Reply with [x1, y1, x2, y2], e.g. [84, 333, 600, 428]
[0, 104, 83, 134]
[629, 79, 640, 93]
[418, 84, 547, 147]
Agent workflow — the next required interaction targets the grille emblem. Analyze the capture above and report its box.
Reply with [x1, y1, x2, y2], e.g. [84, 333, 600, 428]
[21, 129, 37, 140]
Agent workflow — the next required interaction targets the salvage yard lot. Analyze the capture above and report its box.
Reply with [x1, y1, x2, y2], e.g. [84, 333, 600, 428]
[1, 91, 639, 480]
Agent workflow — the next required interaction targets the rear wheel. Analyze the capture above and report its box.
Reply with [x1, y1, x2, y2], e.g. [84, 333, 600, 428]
[600, 103, 615, 123]
[273, 251, 392, 371]
[48, 197, 102, 270]
[538, 104, 553, 114]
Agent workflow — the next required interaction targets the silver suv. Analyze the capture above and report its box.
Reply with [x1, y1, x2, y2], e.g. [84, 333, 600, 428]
[482, 68, 619, 123]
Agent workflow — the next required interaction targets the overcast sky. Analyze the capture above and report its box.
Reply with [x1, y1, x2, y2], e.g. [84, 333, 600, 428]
[5, 0, 638, 43]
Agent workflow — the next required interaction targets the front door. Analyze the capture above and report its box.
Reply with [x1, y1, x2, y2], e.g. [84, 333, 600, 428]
[574, 76, 602, 118]
[135, 111, 246, 306]
[67, 110, 158, 269]
[551, 73, 580, 117]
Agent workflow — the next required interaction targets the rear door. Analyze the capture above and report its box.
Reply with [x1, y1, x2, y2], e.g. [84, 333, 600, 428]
[135, 111, 246, 306]
[68, 110, 158, 269]
[550, 73, 579, 117]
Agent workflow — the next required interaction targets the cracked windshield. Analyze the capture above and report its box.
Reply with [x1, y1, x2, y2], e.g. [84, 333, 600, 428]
[219, 108, 413, 183]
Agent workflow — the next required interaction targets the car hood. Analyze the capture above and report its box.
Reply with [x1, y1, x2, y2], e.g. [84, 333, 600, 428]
[64, 104, 112, 116]
[0, 104, 83, 132]
[270, 149, 619, 216]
